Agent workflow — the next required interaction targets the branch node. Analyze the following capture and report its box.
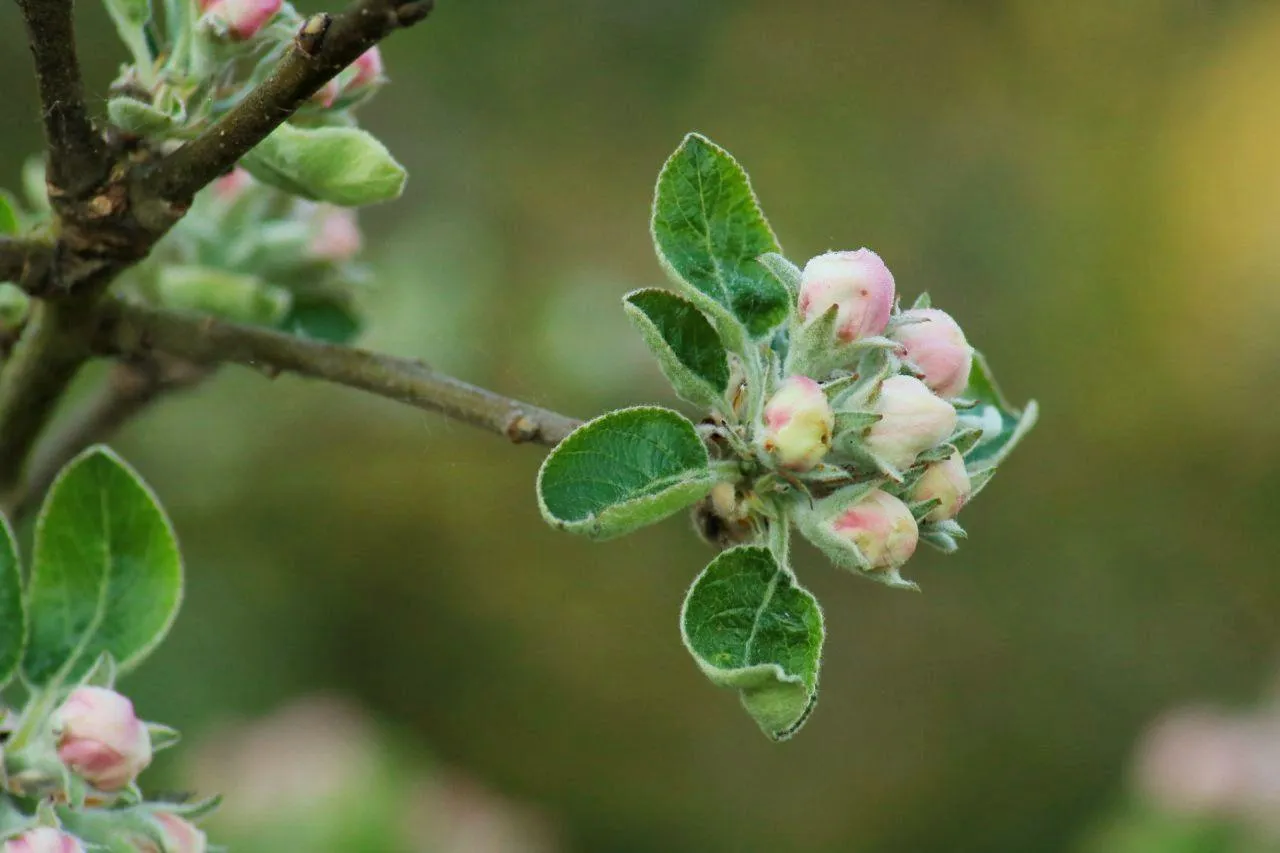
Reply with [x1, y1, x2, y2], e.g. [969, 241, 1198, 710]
[505, 413, 540, 444]
[297, 14, 333, 56]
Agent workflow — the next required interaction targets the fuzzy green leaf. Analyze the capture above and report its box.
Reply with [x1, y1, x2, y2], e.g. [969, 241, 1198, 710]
[624, 288, 730, 412]
[756, 252, 801, 297]
[681, 546, 824, 740]
[959, 350, 1039, 471]
[23, 447, 183, 686]
[0, 192, 20, 236]
[157, 265, 292, 325]
[0, 517, 24, 688]
[651, 133, 788, 338]
[283, 299, 362, 344]
[242, 123, 407, 207]
[107, 98, 174, 137]
[538, 407, 716, 540]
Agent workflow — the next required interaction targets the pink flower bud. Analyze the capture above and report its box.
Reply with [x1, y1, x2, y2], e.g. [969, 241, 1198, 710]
[891, 308, 972, 398]
[864, 375, 957, 471]
[797, 249, 895, 342]
[910, 449, 970, 521]
[134, 814, 207, 853]
[311, 78, 341, 109]
[200, 0, 281, 40]
[3, 829, 85, 853]
[758, 376, 835, 471]
[54, 687, 152, 791]
[348, 48, 385, 91]
[309, 205, 362, 262]
[212, 167, 251, 202]
[831, 489, 918, 570]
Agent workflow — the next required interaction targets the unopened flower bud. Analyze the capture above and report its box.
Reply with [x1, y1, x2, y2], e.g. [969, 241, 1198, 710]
[3, 829, 85, 853]
[135, 814, 207, 853]
[200, 0, 281, 40]
[831, 489, 918, 570]
[797, 249, 895, 342]
[348, 48, 385, 91]
[212, 167, 251, 202]
[309, 205, 362, 262]
[864, 375, 957, 471]
[312, 78, 341, 109]
[891, 308, 972, 398]
[758, 376, 834, 471]
[54, 687, 152, 791]
[910, 449, 970, 521]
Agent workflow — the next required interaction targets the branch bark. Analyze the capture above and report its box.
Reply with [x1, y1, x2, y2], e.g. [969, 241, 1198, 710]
[94, 299, 584, 446]
[7, 357, 209, 517]
[15, 0, 109, 197]
[0, 237, 55, 294]
[144, 0, 435, 203]
[0, 301, 93, 490]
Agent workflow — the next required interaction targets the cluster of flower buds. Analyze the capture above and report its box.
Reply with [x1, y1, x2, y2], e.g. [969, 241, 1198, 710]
[197, 0, 282, 40]
[1, 686, 208, 852]
[740, 248, 980, 584]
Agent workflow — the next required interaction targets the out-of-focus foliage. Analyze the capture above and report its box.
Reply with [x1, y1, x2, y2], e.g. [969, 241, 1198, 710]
[3, 1, 1280, 850]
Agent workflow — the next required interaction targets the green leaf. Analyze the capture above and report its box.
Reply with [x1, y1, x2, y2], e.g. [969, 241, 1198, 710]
[680, 546, 824, 740]
[651, 133, 789, 338]
[242, 123, 407, 207]
[756, 252, 801, 297]
[282, 299, 362, 344]
[959, 350, 1039, 471]
[0, 192, 20, 236]
[0, 517, 24, 688]
[623, 288, 730, 412]
[157, 265, 292, 325]
[0, 285, 31, 328]
[107, 98, 174, 137]
[23, 447, 183, 686]
[537, 406, 716, 541]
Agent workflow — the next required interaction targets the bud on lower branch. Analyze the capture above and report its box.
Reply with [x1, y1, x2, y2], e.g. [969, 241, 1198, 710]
[199, 0, 282, 39]
[135, 814, 207, 853]
[890, 308, 972, 398]
[757, 376, 835, 471]
[863, 375, 957, 472]
[910, 449, 971, 522]
[830, 489, 919, 570]
[3, 829, 85, 853]
[53, 687, 153, 791]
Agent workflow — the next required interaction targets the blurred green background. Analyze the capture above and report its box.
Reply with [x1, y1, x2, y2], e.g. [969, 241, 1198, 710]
[6, 1, 1280, 850]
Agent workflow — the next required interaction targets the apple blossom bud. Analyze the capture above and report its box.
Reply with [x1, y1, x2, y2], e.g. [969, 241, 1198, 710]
[891, 308, 972, 398]
[831, 489, 918, 570]
[758, 376, 835, 471]
[797, 249, 895, 342]
[348, 48, 385, 91]
[200, 0, 281, 40]
[311, 78, 341, 109]
[864, 375, 957, 471]
[134, 814, 207, 853]
[3, 829, 84, 853]
[309, 205, 362, 262]
[910, 449, 971, 522]
[54, 686, 153, 791]
[212, 167, 251, 202]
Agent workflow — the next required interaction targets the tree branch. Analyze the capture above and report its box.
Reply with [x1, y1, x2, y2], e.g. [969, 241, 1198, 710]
[93, 299, 583, 446]
[0, 301, 93, 491]
[0, 237, 56, 296]
[144, 0, 436, 202]
[16, 0, 109, 197]
[6, 357, 208, 517]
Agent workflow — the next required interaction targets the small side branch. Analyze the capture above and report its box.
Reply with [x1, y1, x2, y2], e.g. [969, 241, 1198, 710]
[16, 0, 108, 197]
[0, 237, 55, 294]
[7, 358, 209, 517]
[145, 0, 436, 202]
[0, 301, 93, 491]
[95, 299, 583, 446]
